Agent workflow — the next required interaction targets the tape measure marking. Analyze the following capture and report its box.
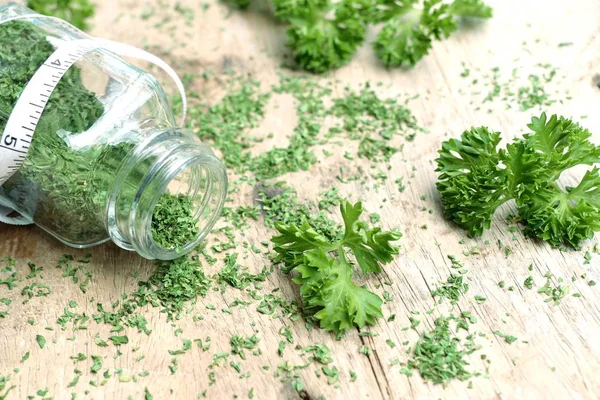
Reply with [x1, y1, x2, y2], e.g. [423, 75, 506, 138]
[0, 39, 97, 186]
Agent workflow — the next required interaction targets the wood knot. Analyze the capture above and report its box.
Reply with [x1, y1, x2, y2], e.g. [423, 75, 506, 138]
[593, 73, 600, 89]
[298, 390, 312, 400]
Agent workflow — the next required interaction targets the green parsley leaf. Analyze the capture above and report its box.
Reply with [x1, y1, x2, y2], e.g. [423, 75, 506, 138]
[449, 0, 493, 18]
[436, 113, 600, 248]
[272, 200, 401, 335]
[271, 0, 369, 73]
[373, 0, 456, 68]
[373, 0, 491, 68]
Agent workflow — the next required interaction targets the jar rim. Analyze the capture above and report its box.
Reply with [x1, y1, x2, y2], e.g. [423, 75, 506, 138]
[107, 129, 227, 260]
[137, 150, 227, 260]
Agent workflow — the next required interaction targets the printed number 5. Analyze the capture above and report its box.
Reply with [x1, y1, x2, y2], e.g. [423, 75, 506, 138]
[4, 135, 17, 147]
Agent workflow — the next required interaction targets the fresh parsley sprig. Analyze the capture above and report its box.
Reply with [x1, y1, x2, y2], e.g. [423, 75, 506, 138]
[271, 0, 371, 73]
[220, 0, 493, 72]
[272, 201, 401, 336]
[436, 112, 600, 248]
[373, 0, 492, 68]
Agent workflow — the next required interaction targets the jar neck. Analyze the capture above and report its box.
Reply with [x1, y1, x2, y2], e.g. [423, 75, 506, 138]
[107, 128, 227, 260]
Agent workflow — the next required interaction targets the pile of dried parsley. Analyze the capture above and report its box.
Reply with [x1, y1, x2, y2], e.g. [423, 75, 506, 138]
[0, 20, 198, 250]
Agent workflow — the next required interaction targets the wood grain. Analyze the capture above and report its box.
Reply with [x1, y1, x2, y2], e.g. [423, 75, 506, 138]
[1, 0, 600, 399]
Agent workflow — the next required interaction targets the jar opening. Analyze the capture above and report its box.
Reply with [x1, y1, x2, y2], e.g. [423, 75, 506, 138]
[107, 130, 227, 260]
[148, 158, 226, 257]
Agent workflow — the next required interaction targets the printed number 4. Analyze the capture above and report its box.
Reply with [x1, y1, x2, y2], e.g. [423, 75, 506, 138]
[51, 59, 61, 67]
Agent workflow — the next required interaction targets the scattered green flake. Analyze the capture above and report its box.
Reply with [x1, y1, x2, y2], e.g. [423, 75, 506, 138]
[35, 334, 46, 349]
[474, 295, 486, 303]
[169, 358, 179, 375]
[349, 370, 357, 382]
[432, 273, 468, 304]
[279, 326, 294, 343]
[70, 353, 86, 362]
[144, 387, 153, 400]
[277, 341, 285, 357]
[108, 335, 129, 346]
[301, 344, 333, 364]
[321, 365, 339, 385]
[94, 335, 108, 347]
[537, 275, 569, 306]
[91, 356, 102, 374]
[318, 188, 343, 212]
[493, 330, 518, 344]
[230, 334, 260, 360]
[218, 253, 268, 289]
[67, 371, 81, 388]
[359, 345, 371, 355]
[21, 282, 51, 303]
[290, 380, 303, 392]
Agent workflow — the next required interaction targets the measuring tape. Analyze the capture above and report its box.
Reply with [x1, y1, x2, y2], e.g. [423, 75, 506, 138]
[0, 39, 97, 186]
[0, 15, 188, 225]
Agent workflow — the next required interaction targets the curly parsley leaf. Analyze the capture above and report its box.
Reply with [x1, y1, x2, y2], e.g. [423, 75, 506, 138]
[435, 126, 511, 237]
[449, 0, 493, 18]
[366, 0, 417, 23]
[519, 167, 600, 248]
[272, 200, 401, 335]
[522, 113, 600, 177]
[272, 0, 369, 73]
[340, 201, 401, 274]
[436, 112, 600, 248]
[373, 0, 490, 68]
[516, 113, 600, 247]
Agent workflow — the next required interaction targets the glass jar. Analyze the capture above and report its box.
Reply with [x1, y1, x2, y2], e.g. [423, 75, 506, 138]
[0, 3, 227, 260]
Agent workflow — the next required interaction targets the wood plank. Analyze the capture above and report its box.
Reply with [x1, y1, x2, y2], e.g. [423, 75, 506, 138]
[1, 0, 600, 399]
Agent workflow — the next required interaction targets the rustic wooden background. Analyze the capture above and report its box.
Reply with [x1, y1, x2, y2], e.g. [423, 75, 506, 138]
[1, 0, 600, 398]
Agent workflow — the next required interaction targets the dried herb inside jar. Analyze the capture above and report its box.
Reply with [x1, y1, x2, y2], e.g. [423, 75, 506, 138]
[151, 194, 200, 251]
[0, 20, 197, 249]
[0, 20, 109, 243]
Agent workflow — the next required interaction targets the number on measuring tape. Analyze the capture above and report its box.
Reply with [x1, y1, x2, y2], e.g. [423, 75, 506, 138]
[0, 39, 98, 186]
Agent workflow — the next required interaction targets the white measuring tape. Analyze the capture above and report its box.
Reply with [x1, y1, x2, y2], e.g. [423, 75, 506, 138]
[0, 15, 188, 225]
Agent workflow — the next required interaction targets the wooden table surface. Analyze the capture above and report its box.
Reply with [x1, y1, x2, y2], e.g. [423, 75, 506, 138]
[2, 0, 600, 399]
